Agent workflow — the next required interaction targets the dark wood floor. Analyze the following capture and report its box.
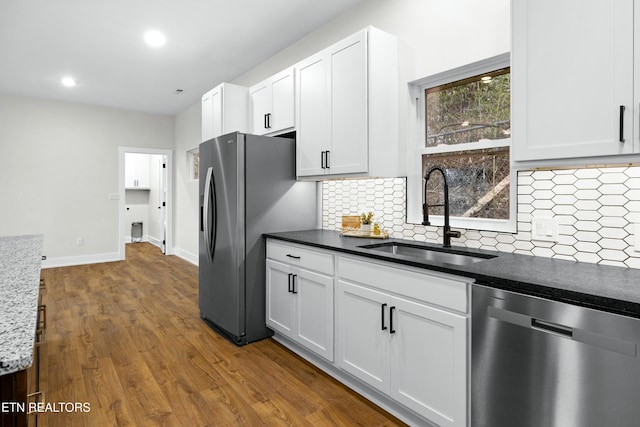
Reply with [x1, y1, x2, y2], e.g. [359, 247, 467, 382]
[40, 243, 405, 426]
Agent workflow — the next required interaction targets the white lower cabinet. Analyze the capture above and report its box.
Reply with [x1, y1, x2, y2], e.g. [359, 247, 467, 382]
[266, 239, 470, 426]
[266, 242, 334, 361]
[337, 257, 469, 427]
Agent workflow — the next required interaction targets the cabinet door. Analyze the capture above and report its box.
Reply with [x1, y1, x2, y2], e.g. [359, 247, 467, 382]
[294, 268, 334, 361]
[328, 30, 368, 175]
[125, 152, 137, 188]
[201, 90, 214, 142]
[210, 86, 223, 138]
[135, 154, 150, 188]
[336, 280, 390, 394]
[512, 0, 635, 161]
[296, 53, 330, 176]
[389, 296, 467, 427]
[270, 68, 295, 132]
[250, 82, 270, 135]
[266, 260, 294, 338]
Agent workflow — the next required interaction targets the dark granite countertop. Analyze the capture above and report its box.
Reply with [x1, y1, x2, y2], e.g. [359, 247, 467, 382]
[264, 229, 640, 319]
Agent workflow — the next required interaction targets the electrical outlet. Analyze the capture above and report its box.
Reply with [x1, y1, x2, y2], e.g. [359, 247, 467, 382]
[42, 255, 46, 260]
[108, 193, 119, 200]
[532, 217, 558, 242]
[77, 238, 84, 246]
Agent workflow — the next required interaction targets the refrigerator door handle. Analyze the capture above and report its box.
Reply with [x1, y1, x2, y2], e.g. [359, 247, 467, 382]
[203, 166, 216, 263]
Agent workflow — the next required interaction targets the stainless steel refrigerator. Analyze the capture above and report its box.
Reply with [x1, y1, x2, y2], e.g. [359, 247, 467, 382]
[199, 132, 317, 345]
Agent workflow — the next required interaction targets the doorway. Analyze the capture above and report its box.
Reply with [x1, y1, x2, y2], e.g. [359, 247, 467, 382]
[118, 147, 173, 260]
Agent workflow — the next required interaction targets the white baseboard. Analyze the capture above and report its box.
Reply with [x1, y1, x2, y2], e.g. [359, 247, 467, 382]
[42, 252, 121, 269]
[173, 247, 198, 266]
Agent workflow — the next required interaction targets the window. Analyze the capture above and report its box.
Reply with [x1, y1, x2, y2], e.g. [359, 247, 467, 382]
[408, 53, 515, 232]
[188, 148, 200, 181]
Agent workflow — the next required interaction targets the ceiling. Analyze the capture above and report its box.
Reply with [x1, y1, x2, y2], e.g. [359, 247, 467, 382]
[0, 0, 363, 115]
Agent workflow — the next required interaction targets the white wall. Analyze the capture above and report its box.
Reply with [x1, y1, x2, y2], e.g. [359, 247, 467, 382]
[173, 102, 201, 264]
[0, 93, 174, 266]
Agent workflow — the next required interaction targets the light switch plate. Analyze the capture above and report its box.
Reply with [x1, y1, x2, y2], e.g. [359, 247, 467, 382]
[532, 217, 558, 242]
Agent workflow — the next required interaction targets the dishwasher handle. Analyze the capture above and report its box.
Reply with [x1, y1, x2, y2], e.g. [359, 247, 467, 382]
[532, 318, 573, 338]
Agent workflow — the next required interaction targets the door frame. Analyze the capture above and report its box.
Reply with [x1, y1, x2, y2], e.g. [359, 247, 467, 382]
[118, 147, 174, 259]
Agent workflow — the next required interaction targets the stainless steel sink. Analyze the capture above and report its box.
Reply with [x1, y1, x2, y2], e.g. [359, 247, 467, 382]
[358, 242, 496, 266]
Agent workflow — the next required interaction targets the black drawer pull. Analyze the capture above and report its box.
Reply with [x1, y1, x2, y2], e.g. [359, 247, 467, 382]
[619, 105, 625, 143]
[381, 303, 387, 331]
[286, 254, 300, 260]
[389, 306, 396, 334]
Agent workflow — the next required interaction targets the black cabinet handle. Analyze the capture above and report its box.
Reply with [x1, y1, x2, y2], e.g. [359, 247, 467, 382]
[287, 273, 293, 293]
[381, 303, 388, 330]
[620, 105, 625, 143]
[267, 113, 272, 129]
[286, 254, 301, 259]
[264, 113, 268, 130]
[291, 275, 298, 294]
[321, 151, 326, 169]
[325, 150, 330, 168]
[389, 306, 396, 334]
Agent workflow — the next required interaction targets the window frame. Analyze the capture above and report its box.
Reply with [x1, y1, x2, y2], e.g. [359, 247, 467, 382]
[406, 53, 516, 233]
[188, 147, 200, 181]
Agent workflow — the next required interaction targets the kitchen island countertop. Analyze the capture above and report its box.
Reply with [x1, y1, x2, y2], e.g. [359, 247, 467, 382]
[265, 229, 640, 319]
[0, 235, 43, 376]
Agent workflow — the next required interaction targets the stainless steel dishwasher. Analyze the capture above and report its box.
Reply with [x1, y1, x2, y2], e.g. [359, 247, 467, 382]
[472, 284, 640, 427]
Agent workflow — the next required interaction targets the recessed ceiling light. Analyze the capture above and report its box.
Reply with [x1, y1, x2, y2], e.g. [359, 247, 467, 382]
[144, 30, 166, 47]
[61, 77, 76, 87]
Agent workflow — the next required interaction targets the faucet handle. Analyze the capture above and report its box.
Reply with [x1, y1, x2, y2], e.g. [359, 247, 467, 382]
[447, 230, 462, 238]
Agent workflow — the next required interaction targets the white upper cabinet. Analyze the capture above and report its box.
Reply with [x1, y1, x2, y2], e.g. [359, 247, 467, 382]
[512, 0, 637, 162]
[296, 26, 400, 179]
[201, 83, 248, 142]
[125, 153, 150, 189]
[249, 68, 295, 136]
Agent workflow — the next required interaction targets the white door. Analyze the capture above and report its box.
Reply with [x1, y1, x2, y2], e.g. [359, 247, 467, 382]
[201, 90, 214, 142]
[266, 260, 294, 338]
[294, 268, 334, 361]
[250, 82, 270, 135]
[336, 280, 390, 394]
[296, 53, 330, 176]
[328, 30, 368, 175]
[210, 86, 223, 138]
[270, 68, 295, 132]
[159, 155, 167, 254]
[512, 0, 635, 161]
[389, 296, 467, 427]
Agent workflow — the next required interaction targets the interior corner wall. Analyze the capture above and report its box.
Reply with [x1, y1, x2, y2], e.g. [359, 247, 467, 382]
[173, 102, 201, 265]
[0, 93, 174, 266]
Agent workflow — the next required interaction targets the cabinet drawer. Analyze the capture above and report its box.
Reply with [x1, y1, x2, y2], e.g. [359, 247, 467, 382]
[267, 240, 334, 275]
[338, 256, 470, 313]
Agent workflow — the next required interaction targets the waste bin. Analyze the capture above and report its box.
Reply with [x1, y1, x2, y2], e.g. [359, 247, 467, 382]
[131, 222, 143, 242]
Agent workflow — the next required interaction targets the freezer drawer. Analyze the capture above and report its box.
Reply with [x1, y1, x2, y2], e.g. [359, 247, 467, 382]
[472, 285, 640, 427]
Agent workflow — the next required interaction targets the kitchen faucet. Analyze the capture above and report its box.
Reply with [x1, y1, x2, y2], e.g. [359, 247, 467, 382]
[422, 166, 461, 248]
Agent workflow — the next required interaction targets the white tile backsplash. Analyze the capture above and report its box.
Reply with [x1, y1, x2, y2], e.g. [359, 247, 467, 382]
[321, 166, 640, 268]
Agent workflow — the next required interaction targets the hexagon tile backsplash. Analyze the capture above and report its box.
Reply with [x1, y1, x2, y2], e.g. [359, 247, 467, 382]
[321, 166, 640, 269]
